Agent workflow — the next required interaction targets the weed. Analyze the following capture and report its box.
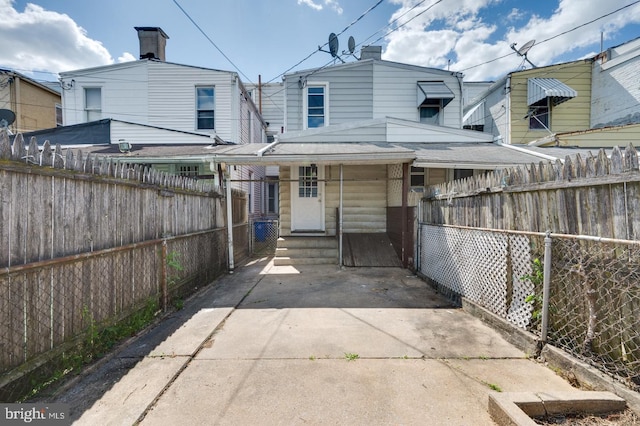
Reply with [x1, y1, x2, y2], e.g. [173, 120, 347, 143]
[521, 258, 544, 322]
[309, 355, 316, 361]
[344, 352, 360, 361]
[487, 383, 502, 392]
[24, 298, 160, 400]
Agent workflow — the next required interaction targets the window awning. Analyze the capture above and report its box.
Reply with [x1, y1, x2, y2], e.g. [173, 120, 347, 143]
[417, 82, 455, 107]
[527, 78, 577, 107]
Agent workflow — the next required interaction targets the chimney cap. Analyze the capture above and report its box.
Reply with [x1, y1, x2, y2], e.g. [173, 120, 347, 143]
[134, 27, 170, 39]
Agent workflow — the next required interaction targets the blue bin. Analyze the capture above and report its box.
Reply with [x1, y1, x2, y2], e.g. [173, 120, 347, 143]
[254, 221, 268, 242]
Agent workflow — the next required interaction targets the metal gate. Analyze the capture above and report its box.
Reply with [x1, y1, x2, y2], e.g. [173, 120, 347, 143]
[250, 219, 279, 255]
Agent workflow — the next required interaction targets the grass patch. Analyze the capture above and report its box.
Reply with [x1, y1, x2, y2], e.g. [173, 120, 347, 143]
[344, 352, 360, 361]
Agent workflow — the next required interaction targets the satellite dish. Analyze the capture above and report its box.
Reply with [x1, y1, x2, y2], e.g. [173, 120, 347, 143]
[348, 36, 355, 54]
[328, 33, 339, 57]
[510, 39, 536, 68]
[0, 109, 16, 128]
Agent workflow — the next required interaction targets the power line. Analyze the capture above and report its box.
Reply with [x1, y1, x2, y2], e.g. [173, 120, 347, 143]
[172, 0, 252, 84]
[458, 0, 640, 73]
[266, 0, 388, 83]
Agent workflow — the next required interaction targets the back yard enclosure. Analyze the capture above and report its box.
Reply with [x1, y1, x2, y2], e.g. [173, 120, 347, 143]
[0, 131, 247, 401]
[419, 144, 640, 393]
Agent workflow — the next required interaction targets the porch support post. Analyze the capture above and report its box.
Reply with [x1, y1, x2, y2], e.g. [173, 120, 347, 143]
[225, 166, 235, 272]
[339, 164, 344, 267]
[401, 162, 409, 268]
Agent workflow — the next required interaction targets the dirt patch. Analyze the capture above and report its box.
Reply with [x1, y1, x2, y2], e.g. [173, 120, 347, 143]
[533, 409, 640, 425]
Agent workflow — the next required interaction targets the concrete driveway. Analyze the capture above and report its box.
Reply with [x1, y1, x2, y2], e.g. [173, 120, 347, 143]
[57, 258, 576, 425]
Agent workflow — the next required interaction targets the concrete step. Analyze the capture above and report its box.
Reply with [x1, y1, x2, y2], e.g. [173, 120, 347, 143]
[274, 237, 338, 266]
[276, 237, 338, 249]
[275, 247, 337, 258]
[273, 256, 338, 266]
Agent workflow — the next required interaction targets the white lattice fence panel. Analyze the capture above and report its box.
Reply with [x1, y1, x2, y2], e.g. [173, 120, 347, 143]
[420, 225, 534, 328]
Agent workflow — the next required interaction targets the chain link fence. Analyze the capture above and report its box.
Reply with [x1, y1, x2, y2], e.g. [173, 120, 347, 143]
[419, 224, 640, 392]
[250, 219, 279, 256]
[0, 229, 227, 402]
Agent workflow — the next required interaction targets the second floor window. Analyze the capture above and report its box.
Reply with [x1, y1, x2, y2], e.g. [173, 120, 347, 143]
[196, 87, 215, 130]
[528, 101, 549, 130]
[84, 88, 101, 121]
[55, 104, 63, 127]
[306, 85, 326, 128]
[419, 98, 441, 125]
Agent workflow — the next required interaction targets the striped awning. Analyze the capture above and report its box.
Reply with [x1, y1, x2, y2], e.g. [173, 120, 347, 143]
[417, 82, 455, 107]
[527, 78, 577, 106]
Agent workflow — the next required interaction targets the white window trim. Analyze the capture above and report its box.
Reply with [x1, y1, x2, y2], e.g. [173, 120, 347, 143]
[84, 87, 102, 122]
[303, 82, 329, 129]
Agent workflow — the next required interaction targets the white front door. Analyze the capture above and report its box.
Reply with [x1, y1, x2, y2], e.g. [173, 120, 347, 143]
[291, 165, 325, 232]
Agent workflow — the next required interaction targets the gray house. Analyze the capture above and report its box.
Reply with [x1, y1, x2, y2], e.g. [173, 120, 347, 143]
[206, 47, 552, 268]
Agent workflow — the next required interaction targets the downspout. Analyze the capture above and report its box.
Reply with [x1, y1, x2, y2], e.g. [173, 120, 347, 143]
[256, 138, 279, 156]
[456, 72, 463, 127]
[401, 162, 409, 268]
[339, 164, 344, 267]
[225, 166, 235, 272]
[495, 137, 561, 163]
[504, 76, 511, 144]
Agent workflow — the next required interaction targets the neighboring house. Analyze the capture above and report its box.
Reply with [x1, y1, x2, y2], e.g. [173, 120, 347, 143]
[466, 36, 640, 149]
[0, 68, 62, 133]
[591, 36, 640, 128]
[57, 27, 268, 215]
[246, 81, 286, 217]
[464, 59, 592, 145]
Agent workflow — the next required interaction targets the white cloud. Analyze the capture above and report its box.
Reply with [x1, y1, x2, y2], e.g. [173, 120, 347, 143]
[117, 52, 137, 63]
[383, 0, 640, 81]
[297, 0, 323, 11]
[0, 0, 113, 76]
[297, 0, 343, 14]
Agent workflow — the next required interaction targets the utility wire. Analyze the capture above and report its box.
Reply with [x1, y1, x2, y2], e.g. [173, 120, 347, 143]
[173, 0, 252, 83]
[266, 0, 387, 83]
[459, 0, 640, 73]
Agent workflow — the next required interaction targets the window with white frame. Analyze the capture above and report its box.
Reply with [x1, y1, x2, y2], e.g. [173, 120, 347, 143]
[84, 88, 101, 121]
[196, 86, 215, 130]
[305, 84, 327, 128]
[419, 98, 441, 125]
[55, 104, 63, 127]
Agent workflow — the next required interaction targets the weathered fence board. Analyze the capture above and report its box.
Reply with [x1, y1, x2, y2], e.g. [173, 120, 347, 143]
[423, 144, 640, 239]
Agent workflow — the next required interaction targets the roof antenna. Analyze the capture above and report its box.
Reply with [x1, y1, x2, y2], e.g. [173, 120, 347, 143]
[510, 39, 536, 68]
[318, 33, 345, 63]
[342, 36, 358, 60]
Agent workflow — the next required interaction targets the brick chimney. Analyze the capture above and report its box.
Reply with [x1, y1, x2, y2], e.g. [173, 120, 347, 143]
[360, 46, 382, 60]
[135, 27, 169, 61]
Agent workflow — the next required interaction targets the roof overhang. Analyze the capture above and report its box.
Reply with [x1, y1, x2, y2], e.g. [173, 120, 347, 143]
[527, 78, 577, 106]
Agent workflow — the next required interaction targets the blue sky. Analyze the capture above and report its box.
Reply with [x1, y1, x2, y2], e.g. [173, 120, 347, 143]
[1, 0, 640, 84]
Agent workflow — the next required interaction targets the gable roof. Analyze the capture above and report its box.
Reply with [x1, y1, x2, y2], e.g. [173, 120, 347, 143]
[286, 58, 462, 80]
[59, 58, 239, 78]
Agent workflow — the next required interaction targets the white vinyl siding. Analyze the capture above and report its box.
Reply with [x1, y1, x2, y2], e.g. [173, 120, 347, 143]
[286, 62, 374, 132]
[372, 62, 461, 128]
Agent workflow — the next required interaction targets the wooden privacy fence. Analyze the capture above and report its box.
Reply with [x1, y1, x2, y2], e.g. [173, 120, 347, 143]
[422, 144, 640, 239]
[1, 131, 225, 267]
[0, 130, 249, 401]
